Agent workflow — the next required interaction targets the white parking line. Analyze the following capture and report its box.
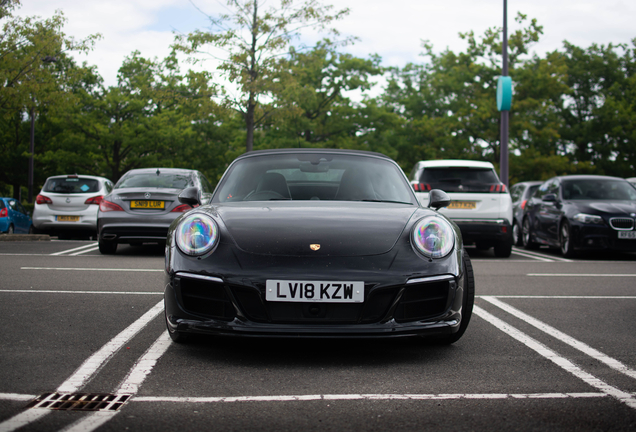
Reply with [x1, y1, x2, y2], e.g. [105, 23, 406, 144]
[0, 290, 162, 295]
[61, 332, 173, 432]
[528, 274, 636, 277]
[132, 392, 607, 403]
[50, 243, 98, 256]
[0, 301, 164, 432]
[21, 267, 163, 272]
[512, 247, 574, 262]
[473, 305, 636, 410]
[0, 393, 36, 402]
[479, 295, 636, 299]
[69, 246, 100, 256]
[481, 296, 636, 381]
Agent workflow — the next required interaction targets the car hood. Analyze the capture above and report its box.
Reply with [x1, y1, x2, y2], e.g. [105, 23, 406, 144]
[569, 200, 636, 215]
[212, 202, 420, 257]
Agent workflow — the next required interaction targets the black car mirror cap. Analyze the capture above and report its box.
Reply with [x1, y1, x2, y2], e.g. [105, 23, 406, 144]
[179, 187, 201, 206]
[428, 189, 451, 210]
[543, 193, 558, 202]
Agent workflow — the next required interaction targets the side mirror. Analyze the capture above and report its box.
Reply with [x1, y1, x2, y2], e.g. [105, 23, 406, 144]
[179, 187, 201, 207]
[428, 189, 451, 210]
[542, 193, 557, 203]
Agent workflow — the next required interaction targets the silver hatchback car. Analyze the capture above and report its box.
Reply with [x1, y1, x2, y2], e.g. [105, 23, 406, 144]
[97, 168, 213, 254]
[33, 174, 114, 238]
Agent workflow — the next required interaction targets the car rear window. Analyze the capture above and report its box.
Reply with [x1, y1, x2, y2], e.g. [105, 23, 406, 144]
[419, 167, 500, 192]
[43, 178, 100, 194]
[116, 173, 194, 189]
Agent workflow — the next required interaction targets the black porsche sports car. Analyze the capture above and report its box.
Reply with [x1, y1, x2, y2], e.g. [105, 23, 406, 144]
[164, 149, 474, 344]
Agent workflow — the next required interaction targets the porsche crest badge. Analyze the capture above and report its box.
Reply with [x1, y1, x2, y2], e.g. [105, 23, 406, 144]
[310, 244, 321, 251]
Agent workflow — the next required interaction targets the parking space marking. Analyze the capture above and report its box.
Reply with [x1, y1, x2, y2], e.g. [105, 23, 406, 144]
[21, 267, 163, 272]
[482, 296, 636, 381]
[50, 243, 98, 256]
[512, 247, 574, 262]
[473, 305, 636, 410]
[0, 393, 35, 402]
[131, 392, 607, 403]
[528, 274, 636, 277]
[0, 290, 162, 295]
[481, 295, 636, 299]
[510, 250, 555, 262]
[0, 301, 164, 432]
[69, 246, 100, 256]
[62, 332, 173, 432]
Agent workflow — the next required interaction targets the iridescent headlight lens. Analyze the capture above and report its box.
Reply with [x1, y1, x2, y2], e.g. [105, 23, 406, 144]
[175, 213, 219, 256]
[412, 216, 455, 258]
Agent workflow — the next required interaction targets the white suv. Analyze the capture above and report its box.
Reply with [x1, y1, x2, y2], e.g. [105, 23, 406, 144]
[409, 160, 513, 257]
[33, 174, 114, 238]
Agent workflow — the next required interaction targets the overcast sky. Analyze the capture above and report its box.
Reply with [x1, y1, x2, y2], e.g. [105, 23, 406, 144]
[14, 0, 636, 88]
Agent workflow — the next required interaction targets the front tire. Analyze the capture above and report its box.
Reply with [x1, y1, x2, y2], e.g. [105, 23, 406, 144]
[434, 252, 475, 345]
[522, 217, 539, 250]
[98, 239, 117, 255]
[512, 220, 522, 246]
[560, 221, 576, 258]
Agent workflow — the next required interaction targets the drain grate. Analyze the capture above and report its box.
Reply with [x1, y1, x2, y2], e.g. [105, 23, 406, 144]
[26, 392, 131, 411]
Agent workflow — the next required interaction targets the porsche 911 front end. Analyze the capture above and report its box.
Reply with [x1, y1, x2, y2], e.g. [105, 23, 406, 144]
[163, 149, 474, 344]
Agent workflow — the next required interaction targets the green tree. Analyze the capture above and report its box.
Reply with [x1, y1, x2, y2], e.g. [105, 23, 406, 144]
[0, 5, 99, 198]
[173, 0, 350, 153]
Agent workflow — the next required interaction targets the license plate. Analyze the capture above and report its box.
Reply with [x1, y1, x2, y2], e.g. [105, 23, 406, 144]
[130, 200, 164, 209]
[266, 280, 364, 303]
[618, 231, 636, 239]
[447, 201, 477, 209]
[57, 216, 79, 222]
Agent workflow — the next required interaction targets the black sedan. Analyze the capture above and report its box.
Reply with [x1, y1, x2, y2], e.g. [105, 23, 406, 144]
[522, 175, 636, 257]
[164, 149, 474, 345]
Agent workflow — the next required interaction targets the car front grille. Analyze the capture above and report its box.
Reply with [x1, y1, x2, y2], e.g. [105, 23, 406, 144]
[393, 280, 452, 323]
[609, 218, 634, 230]
[177, 276, 236, 321]
[176, 276, 453, 324]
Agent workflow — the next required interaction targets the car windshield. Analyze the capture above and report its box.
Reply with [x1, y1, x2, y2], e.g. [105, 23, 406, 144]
[43, 178, 100, 194]
[213, 153, 415, 204]
[562, 179, 636, 200]
[419, 167, 500, 192]
[116, 173, 193, 189]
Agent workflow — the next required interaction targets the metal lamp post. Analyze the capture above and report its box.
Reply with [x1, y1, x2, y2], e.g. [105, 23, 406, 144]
[497, 0, 511, 187]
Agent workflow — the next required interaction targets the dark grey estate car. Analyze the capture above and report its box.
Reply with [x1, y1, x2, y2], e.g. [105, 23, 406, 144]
[97, 168, 213, 254]
[509, 181, 542, 246]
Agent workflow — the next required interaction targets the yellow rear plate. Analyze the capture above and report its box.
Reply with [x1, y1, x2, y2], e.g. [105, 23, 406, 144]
[447, 201, 476, 210]
[130, 200, 164, 209]
[57, 215, 80, 222]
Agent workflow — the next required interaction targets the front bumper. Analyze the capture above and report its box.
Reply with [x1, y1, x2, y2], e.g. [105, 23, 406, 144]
[452, 219, 512, 245]
[571, 224, 636, 252]
[164, 269, 466, 339]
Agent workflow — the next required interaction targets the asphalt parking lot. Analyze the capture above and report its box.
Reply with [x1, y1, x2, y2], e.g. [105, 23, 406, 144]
[1, 240, 635, 431]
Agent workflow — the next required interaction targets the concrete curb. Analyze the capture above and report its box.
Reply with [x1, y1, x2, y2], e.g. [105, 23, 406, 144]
[0, 234, 51, 241]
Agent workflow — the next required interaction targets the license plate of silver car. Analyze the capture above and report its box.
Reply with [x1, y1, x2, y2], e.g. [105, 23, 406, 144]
[618, 231, 636, 239]
[265, 280, 364, 303]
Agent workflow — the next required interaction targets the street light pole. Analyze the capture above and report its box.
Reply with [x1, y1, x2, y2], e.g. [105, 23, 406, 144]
[28, 107, 35, 203]
[500, 0, 509, 187]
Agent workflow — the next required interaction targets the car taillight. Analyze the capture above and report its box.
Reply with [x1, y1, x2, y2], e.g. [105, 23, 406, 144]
[171, 204, 193, 213]
[413, 183, 431, 192]
[36, 194, 53, 205]
[0, 208, 7, 218]
[521, 199, 528, 210]
[489, 184, 507, 193]
[99, 200, 124, 212]
[85, 195, 103, 205]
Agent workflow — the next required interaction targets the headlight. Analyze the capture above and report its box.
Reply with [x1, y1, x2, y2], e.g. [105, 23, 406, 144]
[573, 213, 603, 224]
[412, 216, 455, 258]
[175, 213, 219, 256]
